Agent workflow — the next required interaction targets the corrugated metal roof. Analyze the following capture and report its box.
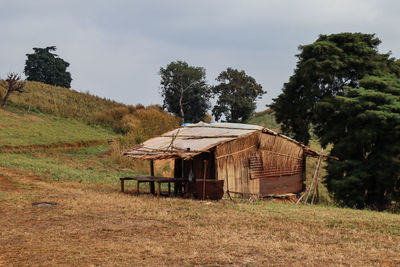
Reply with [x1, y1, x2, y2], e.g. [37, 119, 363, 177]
[123, 122, 261, 159]
[122, 122, 330, 160]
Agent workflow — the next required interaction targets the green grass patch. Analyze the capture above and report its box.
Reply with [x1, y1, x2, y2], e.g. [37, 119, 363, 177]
[0, 108, 115, 147]
[0, 145, 139, 186]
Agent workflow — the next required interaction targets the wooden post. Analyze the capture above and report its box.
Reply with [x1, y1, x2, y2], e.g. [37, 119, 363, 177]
[150, 160, 155, 194]
[174, 181, 178, 196]
[203, 160, 208, 200]
[121, 179, 125, 192]
[157, 182, 161, 198]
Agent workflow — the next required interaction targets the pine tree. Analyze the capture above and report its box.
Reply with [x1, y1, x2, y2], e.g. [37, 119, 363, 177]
[271, 33, 400, 144]
[315, 75, 400, 210]
[24, 46, 72, 88]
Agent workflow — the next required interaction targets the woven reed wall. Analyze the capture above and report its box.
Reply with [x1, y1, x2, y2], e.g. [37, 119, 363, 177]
[215, 131, 261, 197]
[257, 133, 304, 195]
[258, 133, 303, 176]
[215, 131, 305, 197]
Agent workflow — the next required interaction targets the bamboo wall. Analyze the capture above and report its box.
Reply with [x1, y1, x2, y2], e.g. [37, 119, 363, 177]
[214, 131, 305, 197]
[257, 133, 304, 195]
[215, 132, 261, 197]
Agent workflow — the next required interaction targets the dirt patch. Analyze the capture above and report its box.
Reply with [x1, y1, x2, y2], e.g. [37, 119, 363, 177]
[0, 176, 18, 191]
[0, 109, 44, 122]
[0, 140, 107, 152]
[0, 123, 22, 127]
[24, 114, 44, 122]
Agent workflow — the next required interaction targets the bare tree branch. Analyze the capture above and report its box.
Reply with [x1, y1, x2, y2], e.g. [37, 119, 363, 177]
[1, 72, 25, 108]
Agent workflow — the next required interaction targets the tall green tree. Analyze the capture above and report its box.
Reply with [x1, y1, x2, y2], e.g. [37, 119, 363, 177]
[24, 46, 72, 88]
[160, 61, 210, 123]
[271, 33, 400, 144]
[315, 75, 400, 210]
[212, 68, 264, 122]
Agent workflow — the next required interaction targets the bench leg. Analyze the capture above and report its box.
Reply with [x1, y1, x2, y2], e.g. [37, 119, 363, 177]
[121, 179, 125, 193]
[157, 182, 161, 198]
[136, 181, 140, 195]
[174, 182, 179, 196]
[150, 181, 155, 195]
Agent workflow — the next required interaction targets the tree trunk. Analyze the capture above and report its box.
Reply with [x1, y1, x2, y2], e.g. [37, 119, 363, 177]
[1, 90, 11, 108]
[179, 87, 185, 124]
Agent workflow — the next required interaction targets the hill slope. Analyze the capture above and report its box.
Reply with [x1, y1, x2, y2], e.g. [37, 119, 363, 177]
[247, 109, 281, 130]
[0, 107, 115, 148]
[0, 81, 125, 123]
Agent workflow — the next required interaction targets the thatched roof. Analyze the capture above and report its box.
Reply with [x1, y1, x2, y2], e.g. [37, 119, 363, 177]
[122, 122, 322, 160]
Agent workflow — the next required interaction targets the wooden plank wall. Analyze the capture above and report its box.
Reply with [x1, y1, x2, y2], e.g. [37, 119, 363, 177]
[259, 174, 303, 195]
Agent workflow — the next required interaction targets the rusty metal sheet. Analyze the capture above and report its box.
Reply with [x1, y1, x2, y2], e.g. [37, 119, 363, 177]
[122, 122, 324, 160]
[123, 123, 260, 158]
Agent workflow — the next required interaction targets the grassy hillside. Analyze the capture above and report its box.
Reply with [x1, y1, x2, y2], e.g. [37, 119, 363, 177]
[0, 81, 124, 123]
[247, 109, 281, 130]
[1, 81, 179, 146]
[0, 107, 115, 148]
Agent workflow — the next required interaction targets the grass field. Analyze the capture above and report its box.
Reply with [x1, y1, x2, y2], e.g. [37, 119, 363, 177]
[1, 105, 399, 265]
[1, 159, 399, 266]
[0, 107, 115, 148]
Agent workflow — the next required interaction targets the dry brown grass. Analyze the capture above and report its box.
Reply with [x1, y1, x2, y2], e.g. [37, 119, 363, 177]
[1, 167, 399, 266]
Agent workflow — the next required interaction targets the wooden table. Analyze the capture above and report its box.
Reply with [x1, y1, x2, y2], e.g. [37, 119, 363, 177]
[120, 176, 189, 197]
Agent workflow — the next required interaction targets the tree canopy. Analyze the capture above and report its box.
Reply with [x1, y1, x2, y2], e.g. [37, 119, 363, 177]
[271, 33, 400, 144]
[160, 61, 210, 123]
[212, 68, 264, 122]
[24, 46, 72, 88]
[315, 75, 400, 210]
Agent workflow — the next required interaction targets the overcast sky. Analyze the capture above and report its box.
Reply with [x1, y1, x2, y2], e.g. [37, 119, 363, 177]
[1, 0, 400, 111]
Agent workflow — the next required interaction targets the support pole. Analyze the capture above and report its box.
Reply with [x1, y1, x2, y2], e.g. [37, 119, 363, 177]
[297, 148, 323, 205]
[157, 182, 161, 198]
[120, 179, 125, 192]
[150, 160, 155, 194]
[202, 160, 208, 200]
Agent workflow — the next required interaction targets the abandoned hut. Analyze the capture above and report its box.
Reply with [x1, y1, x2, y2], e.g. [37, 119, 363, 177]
[122, 122, 321, 199]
